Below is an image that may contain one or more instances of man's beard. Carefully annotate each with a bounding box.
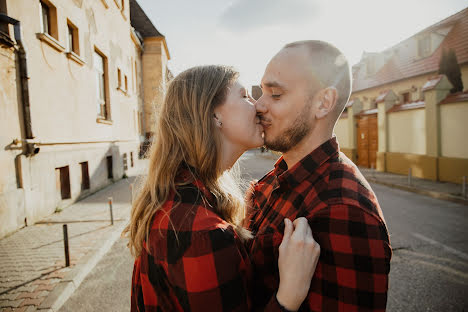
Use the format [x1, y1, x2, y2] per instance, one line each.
[264, 103, 313, 153]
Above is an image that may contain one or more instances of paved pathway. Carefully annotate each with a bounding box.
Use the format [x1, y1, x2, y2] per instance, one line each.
[0, 169, 144, 311]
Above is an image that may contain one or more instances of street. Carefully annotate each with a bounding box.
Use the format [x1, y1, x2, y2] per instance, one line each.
[60, 151, 468, 311]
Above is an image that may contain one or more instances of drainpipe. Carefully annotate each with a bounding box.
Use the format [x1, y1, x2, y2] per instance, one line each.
[0, 13, 38, 156]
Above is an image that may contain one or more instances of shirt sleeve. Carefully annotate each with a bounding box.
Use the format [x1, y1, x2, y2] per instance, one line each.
[306, 204, 392, 312]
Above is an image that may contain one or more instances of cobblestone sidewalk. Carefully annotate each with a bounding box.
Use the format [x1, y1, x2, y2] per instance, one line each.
[0, 173, 145, 311]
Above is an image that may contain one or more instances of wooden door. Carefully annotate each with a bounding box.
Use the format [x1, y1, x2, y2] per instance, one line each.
[368, 117, 378, 169]
[356, 116, 378, 168]
[357, 117, 369, 167]
[56, 166, 71, 200]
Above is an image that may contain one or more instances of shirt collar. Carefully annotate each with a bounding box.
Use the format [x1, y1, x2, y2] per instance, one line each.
[273, 137, 340, 189]
[176, 163, 215, 204]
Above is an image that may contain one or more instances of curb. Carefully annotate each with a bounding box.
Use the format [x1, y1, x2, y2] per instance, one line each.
[365, 177, 468, 206]
[36, 221, 127, 311]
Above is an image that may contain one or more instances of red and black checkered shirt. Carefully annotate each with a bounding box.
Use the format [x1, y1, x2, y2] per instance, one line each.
[246, 137, 392, 311]
[131, 167, 284, 312]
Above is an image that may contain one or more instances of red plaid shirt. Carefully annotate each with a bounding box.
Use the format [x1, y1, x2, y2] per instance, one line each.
[131, 167, 284, 312]
[246, 137, 392, 311]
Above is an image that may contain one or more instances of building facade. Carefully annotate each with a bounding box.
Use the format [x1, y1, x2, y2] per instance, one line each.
[335, 7, 468, 184]
[0, 0, 170, 238]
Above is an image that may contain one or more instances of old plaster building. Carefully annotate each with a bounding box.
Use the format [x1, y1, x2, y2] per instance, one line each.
[335, 7, 468, 184]
[0, 0, 170, 238]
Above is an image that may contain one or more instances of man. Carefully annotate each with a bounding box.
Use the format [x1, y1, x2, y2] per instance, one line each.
[247, 40, 392, 311]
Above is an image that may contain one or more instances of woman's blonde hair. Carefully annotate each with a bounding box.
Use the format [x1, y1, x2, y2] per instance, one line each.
[124, 65, 251, 258]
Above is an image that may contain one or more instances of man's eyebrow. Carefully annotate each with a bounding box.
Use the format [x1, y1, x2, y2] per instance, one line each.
[261, 81, 285, 89]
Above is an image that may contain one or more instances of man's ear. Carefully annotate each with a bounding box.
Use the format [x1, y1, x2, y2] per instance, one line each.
[315, 87, 338, 119]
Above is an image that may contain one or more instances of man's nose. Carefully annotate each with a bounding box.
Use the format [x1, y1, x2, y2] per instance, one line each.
[255, 94, 267, 114]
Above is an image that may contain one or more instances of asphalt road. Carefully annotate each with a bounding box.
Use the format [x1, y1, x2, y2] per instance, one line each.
[60, 151, 468, 311]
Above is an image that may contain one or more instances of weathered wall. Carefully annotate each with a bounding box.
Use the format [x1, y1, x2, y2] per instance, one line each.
[0, 44, 26, 237]
[0, 0, 155, 238]
[334, 117, 350, 149]
[387, 109, 426, 155]
[440, 102, 468, 158]
[142, 38, 168, 136]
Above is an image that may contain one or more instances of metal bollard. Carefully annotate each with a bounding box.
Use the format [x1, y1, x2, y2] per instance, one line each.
[108, 197, 114, 225]
[408, 168, 412, 186]
[463, 176, 467, 199]
[63, 224, 70, 267]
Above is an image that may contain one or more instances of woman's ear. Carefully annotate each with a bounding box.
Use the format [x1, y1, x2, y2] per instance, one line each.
[315, 87, 338, 119]
[213, 113, 223, 127]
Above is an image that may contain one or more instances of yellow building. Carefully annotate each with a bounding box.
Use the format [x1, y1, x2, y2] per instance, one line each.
[335, 7, 468, 184]
[0, 0, 170, 238]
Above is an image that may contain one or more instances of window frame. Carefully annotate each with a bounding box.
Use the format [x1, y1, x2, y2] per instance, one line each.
[66, 19, 80, 55]
[94, 47, 111, 122]
[402, 92, 410, 103]
[418, 35, 431, 58]
[0, 0, 9, 35]
[39, 0, 58, 40]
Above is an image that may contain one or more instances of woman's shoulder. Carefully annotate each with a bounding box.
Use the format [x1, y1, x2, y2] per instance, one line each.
[151, 183, 229, 235]
[147, 184, 238, 260]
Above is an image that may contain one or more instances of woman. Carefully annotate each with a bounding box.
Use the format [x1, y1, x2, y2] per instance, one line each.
[124, 65, 320, 311]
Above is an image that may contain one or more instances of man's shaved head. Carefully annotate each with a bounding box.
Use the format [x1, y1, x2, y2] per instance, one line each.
[282, 40, 351, 117]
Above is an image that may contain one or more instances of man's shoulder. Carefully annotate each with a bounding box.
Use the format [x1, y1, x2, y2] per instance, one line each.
[321, 152, 383, 218]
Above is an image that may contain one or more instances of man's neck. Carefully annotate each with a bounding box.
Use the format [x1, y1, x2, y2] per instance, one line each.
[282, 129, 333, 169]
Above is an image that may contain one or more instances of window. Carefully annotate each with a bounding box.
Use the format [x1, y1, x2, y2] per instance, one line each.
[130, 152, 134, 167]
[366, 59, 375, 76]
[80, 162, 90, 190]
[418, 36, 431, 57]
[402, 92, 410, 103]
[138, 112, 143, 135]
[134, 60, 137, 92]
[67, 21, 79, 55]
[41, 1, 50, 35]
[117, 68, 122, 89]
[39, 0, 58, 40]
[107, 156, 113, 179]
[55, 166, 71, 200]
[123, 153, 128, 171]
[94, 49, 110, 120]
[0, 0, 8, 34]
[124, 75, 128, 92]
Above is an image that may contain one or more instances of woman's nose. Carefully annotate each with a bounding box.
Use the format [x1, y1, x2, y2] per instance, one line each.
[255, 95, 267, 113]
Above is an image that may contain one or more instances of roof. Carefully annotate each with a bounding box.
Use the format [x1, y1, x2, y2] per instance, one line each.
[130, 0, 164, 38]
[422, 75, 444, 91]
[353, 7, 468, 93]
[387, 100, 426, 113]
[440, 90, 468, 104]
[357, 108, 378, 117]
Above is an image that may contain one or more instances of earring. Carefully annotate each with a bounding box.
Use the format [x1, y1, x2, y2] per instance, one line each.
[217, 120, 223, 127]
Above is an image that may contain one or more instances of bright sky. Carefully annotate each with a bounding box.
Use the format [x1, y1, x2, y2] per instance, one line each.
[137, 0, 467, 88]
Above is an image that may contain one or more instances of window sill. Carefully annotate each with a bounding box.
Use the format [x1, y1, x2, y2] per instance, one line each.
[96, 117, 113, 125]
[36, 33, 65, 52]
[100, 0, 109, 8]
[66, 51, 85, 66]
